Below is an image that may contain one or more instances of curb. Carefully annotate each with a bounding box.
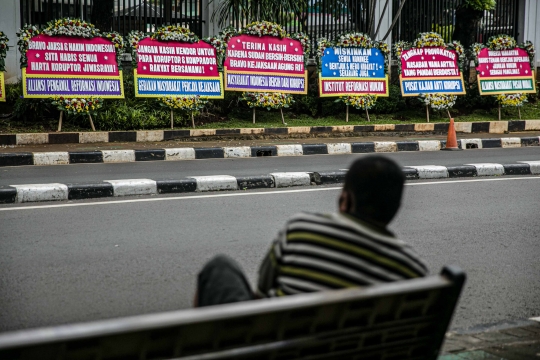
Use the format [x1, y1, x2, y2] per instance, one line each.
[2, 120, 540, 147]
[1, 161, 539, 204]
[1, 136, 539, 168]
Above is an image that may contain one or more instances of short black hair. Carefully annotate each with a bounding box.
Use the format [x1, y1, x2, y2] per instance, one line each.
[343, 156, 405, 224]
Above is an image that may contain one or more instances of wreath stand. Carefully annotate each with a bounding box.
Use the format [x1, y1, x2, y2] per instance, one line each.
[170, 109, 174, 129]
[346, 105, 349, 122]
[88, 113, 96, 131]
[498, 104, 501, 121]
[57, 111, 96, 132]
[365, 108, 370, 122]
[279, 108, 286, 125]
[191, 112, 195, 128]
[425, 105, 430, 123]
[251, 107, 286, 125]
[57, 111, 63, 132]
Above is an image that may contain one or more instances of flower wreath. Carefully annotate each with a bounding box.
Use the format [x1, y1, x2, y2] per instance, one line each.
[240, 92, 294, 111]
[419, 94, 457, 110]
[17, 19, 125, 129]
[160, 95, 208, 112]
[0, 31, 9, 72]
[471, 35, 535, 107]
[317, 33, 390, 112]
[496, 93, 528, 107]
[128, 26, 223, 115]
[234, 22, 309, 111]
[17, 19, 125, 69]
[393, 32, 466, 74]
[472, 35, 535, 68]
[338, 95, 377, 111]
[127, 25, 199, 66]
[235, 22, 311, 62]
[317, 32, 390, 73]
[51, 96, 103, 115]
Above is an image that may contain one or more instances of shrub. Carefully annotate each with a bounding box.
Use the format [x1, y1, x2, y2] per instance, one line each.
[372, 85, 406, 114]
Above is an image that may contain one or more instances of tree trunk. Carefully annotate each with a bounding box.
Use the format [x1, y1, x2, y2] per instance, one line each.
[91, 0, 113, 32]
[452, 5, 484, 85]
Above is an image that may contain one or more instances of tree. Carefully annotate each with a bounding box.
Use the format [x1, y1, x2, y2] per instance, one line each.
[91, 0, 114, 32]
[453, 0, 495, 48]
[452, 0, 496, 84]
[211, 0, 308, 28]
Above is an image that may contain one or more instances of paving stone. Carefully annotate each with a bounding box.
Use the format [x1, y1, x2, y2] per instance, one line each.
[520, 324, 540, 336]
[473, 331, 519, 343]
[442, 339, 467, 353]
[501, 327, 540, 339]
[463, 350, 510, 359]
[484, 342, 540, 360]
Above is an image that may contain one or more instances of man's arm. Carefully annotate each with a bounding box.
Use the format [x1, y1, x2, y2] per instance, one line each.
[256, 228, 286, 297]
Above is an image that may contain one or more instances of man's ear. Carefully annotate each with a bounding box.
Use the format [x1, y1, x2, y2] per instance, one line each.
[339, 190, 352, 213]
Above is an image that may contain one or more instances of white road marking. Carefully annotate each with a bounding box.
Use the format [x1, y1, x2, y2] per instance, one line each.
[1, 176, 539, 212]
[530, 316, 540, 322]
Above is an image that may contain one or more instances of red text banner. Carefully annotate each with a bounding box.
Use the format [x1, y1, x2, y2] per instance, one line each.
[476, 48, 536, 95]
[399, 47, 465, 96]
[23, 34, 123, 98]
[133, 37, 223, 98]
[224, 34, 307, 93]
[136, 38, 219, 77]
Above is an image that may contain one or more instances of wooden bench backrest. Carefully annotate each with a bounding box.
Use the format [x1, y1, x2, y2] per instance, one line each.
[0, 266, 465, 360]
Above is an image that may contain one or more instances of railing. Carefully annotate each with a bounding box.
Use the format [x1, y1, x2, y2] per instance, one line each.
[392, 0, 520, 44]
[19, 0, 205, 37]
[219, 0, 370, 45]
[20, 0, 521, 57]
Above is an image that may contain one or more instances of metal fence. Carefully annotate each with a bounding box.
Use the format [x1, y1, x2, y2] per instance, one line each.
[19, 0, 204, 37]
[219, 0, 368, 44]
[20, 0, 521, 56]
[392, 0, 520, 44]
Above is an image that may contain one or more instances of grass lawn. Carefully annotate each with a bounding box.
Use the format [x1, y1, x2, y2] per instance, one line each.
[1, 97, 539, 133]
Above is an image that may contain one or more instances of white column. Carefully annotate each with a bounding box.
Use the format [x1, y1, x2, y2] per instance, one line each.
[201, 0, 222, 37]
[523, 0, 540, 68]
[1, 0, 22, 83]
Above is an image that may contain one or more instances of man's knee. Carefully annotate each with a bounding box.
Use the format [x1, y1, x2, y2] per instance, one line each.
[197, 254, 253, 307]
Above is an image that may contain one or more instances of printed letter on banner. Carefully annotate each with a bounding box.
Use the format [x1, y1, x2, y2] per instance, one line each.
[319, 47, 388, 97]
[134, 38, 223, 98]
[224, 35, 308, 94]
[23, 34, 124, 98]
[476, 48, 537, 95]
[399, 47, 465, 96]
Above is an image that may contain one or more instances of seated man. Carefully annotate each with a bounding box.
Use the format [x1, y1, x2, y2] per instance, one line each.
[195, 156, 428, 307]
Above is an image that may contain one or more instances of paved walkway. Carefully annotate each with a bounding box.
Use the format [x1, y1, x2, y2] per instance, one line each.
[440, 321, 540, 359]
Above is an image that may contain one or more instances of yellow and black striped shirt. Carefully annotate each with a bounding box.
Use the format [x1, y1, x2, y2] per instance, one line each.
[257, 212, 428, 297]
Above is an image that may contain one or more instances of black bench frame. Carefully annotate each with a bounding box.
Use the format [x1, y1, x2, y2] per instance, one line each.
[0, 266, 465, 360]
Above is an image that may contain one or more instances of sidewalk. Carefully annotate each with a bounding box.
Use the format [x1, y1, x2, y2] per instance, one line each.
[440, 321, 540, 359]
[1, 131, 540, 154]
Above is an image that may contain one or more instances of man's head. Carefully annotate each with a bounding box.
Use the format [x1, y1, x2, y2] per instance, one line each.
[339, 156, 405, 227]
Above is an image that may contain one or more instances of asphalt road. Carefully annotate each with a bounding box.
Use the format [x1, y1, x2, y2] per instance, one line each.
[1, 147, 539, 186]
[1, 176, 539, 333]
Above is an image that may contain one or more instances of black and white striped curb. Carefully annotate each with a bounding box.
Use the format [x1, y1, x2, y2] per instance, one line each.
[1, 161, 538, 204]
[1, 136, 539, 167]
[1, 120, 540, 146]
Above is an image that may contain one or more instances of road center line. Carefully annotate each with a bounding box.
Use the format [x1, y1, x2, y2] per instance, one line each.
[1, 176, 539, 212]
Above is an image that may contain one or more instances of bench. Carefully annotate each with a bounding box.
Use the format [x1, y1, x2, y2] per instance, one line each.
[0, 266, 465, 360]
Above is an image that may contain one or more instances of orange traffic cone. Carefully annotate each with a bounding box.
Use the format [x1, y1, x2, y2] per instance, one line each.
[442, 118, 461, 151]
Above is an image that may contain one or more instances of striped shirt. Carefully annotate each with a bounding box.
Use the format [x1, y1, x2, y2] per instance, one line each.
[257, 212, 428, 297]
